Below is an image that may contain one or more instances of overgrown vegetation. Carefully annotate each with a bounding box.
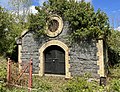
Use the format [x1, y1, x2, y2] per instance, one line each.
[0, 56, 120, 92]
[0, 57, 7, 92]
[28, 0, 120, 66]
[0, 0, 120, 91]
[0, 6, 24, 57]
[0, 0, 119, 65]
[107, 30, 120, 66]
[29, 0, 110, 40]
[0, 2, 30, 59]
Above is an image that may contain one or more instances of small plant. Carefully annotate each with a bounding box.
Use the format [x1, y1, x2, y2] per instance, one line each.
[110, 79, 120, 92]
[0, 82, 6, 92]
[0, 56, 7, 92]
[63, 77, 94, 92]
[32, 76, 52, 92]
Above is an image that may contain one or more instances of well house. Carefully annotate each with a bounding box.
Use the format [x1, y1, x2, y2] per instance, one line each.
[17, 14, 108, 79]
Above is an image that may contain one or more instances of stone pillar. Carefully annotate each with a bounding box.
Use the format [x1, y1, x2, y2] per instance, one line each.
[65, 50, 71, 79]
[97, 39, 107, 85]
[97, 39, 105, 77]
[18, 45, 22, 71]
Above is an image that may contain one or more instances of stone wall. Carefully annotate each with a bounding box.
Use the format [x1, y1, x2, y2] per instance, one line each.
[21, 32, 40, 73]
[20, 22, 100, 78]
[69, 40, 99, 78]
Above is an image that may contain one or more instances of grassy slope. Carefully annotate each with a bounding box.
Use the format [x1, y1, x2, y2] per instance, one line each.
[0, 56, 120, 92]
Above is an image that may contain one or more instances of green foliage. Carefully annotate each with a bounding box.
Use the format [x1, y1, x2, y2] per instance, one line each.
[108, 30, 120, 54]
[29, 0, 110, 40]
[0, 6, 24, 57]
[0, 56, 7, 92]
[63, 77, 93, 92]
[108, 63, 120, 78]
[33, 80, 52, 91]
[109, 79, 120, 92]
[63, 76, 106, 92]
[107, 30, 120, 66]
[0, 56, 28, 92]
[63, 77, 120, 92]
[28, 7, 48, 37]
[6, 87, 27, 92]
[32, 76, 52, 92]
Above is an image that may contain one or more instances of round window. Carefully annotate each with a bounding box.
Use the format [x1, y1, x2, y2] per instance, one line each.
[48, 20, 59, 32]
[46, 15, 63, 37]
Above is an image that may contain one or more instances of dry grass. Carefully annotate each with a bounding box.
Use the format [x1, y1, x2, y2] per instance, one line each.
[32, 75, 68, 92]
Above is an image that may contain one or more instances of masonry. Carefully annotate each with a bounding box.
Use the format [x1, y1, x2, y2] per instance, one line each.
[17, 15, 108, 79]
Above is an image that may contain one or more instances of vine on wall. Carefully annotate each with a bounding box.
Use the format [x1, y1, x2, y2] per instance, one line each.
[29, 0, 111, 40]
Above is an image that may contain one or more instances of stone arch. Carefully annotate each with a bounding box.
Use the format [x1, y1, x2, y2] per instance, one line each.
[39, 40, 71, 78]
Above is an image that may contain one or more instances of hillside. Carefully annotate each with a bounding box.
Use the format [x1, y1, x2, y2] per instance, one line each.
[0, 56, 120, 92]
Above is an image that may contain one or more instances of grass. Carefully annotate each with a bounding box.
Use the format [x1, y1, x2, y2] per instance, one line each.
[0, 56, 120, 92]
[108, 64, 120, 78]
[32, 76, 67, 92]
[0, 56, 7, 92]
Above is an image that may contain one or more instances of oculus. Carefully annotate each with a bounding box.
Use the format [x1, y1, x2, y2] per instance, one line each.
[46, 15, 63, 37]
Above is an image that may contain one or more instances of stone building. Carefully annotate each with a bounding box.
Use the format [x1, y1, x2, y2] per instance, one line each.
[17, 15, 108, 79]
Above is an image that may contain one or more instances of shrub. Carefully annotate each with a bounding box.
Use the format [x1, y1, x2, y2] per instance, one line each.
[107, 30, 120, 66]
[62, 76, 111, 92]
[32, 76, 52, 92]
[110, 79, 120, 92]
[63, 77, 94, 92]
[0, 56, 7, 92]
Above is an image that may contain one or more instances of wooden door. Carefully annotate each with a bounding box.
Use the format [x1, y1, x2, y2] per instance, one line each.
[44, 45, 65, 75]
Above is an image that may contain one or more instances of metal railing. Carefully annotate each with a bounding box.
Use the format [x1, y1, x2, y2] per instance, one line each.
[7, 58, 33, 92]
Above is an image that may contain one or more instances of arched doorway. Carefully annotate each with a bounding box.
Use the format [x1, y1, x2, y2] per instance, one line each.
[44, 45, 65, 75]
[39, 40, 71, 78]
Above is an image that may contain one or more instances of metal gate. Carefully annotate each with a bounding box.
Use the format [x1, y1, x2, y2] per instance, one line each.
[44, 45, 65, 75]
[7, 58, 32, 92]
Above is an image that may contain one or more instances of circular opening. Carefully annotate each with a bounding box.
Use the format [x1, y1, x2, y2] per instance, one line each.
[48, 19, 59, 32]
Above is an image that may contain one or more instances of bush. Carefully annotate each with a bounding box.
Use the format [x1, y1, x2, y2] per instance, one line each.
[63, 77, 96, 92]
[0, 82, 6, 92]
[0, 56, 7, 92]
[110, 79, 120, 92]
[107, 30, 120, 66]
[32, 76, 52, 92]
[62, 76, 112, 92]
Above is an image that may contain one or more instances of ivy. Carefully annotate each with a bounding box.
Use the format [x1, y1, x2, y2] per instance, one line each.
[29, 0, 111, 40]
[28, 7, 48, 37]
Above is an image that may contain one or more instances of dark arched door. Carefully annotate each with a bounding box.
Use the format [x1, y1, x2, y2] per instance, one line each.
[44, 45, 65, 75]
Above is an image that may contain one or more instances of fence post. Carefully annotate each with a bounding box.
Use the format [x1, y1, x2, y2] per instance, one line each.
[7, 58, 11, 83]
[28, 58, 33, 92]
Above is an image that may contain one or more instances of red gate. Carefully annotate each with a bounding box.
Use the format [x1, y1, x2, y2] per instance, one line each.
[7, 58, 33, 92]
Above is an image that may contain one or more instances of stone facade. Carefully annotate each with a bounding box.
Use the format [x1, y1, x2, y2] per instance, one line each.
[17, 16, 107, 78]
